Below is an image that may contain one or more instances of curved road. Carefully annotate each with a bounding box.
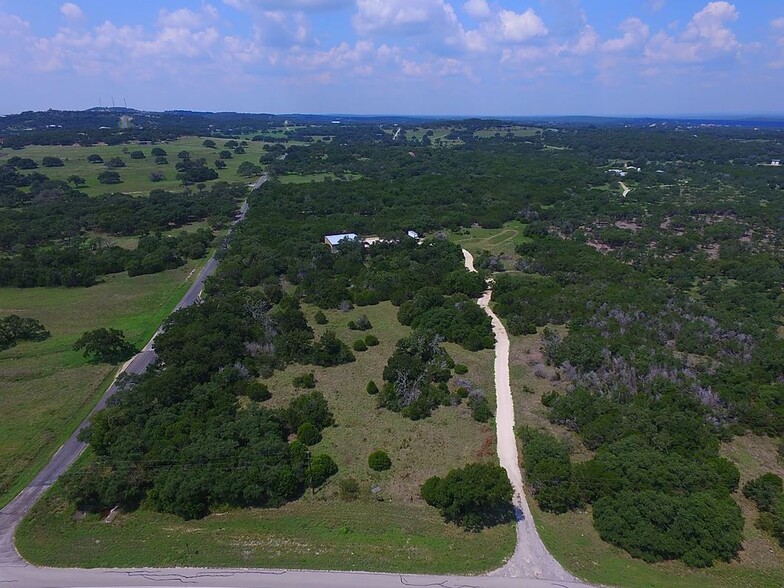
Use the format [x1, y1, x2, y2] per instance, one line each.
[0, 209, 592, 587]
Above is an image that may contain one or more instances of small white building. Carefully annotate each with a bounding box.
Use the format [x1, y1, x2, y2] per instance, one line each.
[407, 230, 420, 240]
[324, 233, 359, 251]
[772, 159, 781, 167]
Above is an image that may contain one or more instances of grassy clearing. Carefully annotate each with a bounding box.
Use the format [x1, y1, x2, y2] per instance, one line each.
[473, 126, 541, 139]
[0, 260, 204, 508]
[449, 220, 531, 269]
[505, 328, 784, 587]
[16, 299, 516, 571]
[7, 137, 271, 196]
[278, 172, 362, 184]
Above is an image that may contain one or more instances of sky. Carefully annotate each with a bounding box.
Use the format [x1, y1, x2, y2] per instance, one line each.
[0, 0, 782, 116]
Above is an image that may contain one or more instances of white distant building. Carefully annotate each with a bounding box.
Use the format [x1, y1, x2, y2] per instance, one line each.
[324, 233, 359, 250]
[407, 230, 420, 239]
[772, 159, 781, 166]
[608, 169, 628, 177]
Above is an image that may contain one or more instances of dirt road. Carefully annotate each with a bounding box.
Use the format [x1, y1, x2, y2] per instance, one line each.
[462, 249, 576, 582]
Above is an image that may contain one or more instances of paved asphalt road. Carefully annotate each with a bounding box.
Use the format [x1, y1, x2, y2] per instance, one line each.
[0, 177, 596, 587]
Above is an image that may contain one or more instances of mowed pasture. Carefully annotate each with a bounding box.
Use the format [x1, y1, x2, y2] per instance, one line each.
[16, 300, 517, 572]
[4, 136, 281, 196]
[0, 260, 204, 508]
[449, 220, 531, 269]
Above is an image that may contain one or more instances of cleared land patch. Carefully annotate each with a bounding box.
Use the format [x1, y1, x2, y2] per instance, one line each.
[16, 299, 516, 572]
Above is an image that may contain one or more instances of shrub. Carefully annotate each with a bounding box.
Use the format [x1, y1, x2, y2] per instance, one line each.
[311, 330, 355, 367]
[130, 150, 145, 159]
[87, 153, 103, 163]
[368, 450, 392, 471]
[421, 463, 513, 530]
[293, 372, 316, 389]
[42, 156, 64, 167]
[339, 477, 360, 501]
[314, 310, 328, 324]
[246, 381, 270, 402]
[366, 380, 379, 395]
[309, 454, 338, 488]
[353, 339, 368, 352]
[454, 363, 468, 375]
[297, 422, 322, 446]
[364, 334, 379, 346]
[743, 473, 783, 512]
[151, 147, 167, 157]
[348, 315, 372, 330]
[97, 170, 122, 185]
[469, 396, 493, 422]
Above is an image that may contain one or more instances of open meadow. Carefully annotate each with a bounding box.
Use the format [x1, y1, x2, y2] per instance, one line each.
[0, 260, 206, 508]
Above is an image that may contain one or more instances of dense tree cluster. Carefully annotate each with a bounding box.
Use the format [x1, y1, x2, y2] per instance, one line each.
[67, 292, 338, 519]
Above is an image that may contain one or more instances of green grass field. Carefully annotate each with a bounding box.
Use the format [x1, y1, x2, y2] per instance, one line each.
[278, 172, 362, 184]
[15, 299, 517, 572]
[5, 137, 272, 196]
[449, 220, 531, 270]
[0, 260, 205, 508]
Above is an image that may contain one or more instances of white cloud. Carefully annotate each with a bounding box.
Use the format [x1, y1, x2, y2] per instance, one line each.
[157, 6, 218, 30]
[463, 0, 491, 20]
[602, 17, 649, 53]
[771, 17, 784, 30]
[224, 0, 351, 11]
[645, 1, 740, 63]
[353, 0, 459, 37]
[60, 3, 84, 21]
[496, 9, 548, 43]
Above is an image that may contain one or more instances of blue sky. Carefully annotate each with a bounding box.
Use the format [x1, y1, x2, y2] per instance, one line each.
[0, 1, 782, 116]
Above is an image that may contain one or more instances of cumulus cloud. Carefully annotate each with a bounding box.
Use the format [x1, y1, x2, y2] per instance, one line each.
[353, 0, 459, 37]
[463, 0, 491, 20]
[60, 3, 84, 21]
[645, 1, 740, 63]
[496, 9, 548, 43]
[224, 0, 351, 11]
[158, 6, 218, 29]
[602, 17, 649, 53]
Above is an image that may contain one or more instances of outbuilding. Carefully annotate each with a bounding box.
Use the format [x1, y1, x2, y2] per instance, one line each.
[324, 233, 359, 251]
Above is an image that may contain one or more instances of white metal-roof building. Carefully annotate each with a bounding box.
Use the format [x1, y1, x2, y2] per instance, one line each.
[324, 233, 359, 250]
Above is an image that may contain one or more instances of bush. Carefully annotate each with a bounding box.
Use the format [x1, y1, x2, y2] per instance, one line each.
[348, 315, 372, 330]
[151, 147, 167, 157]
[454, 363, 468, 375]
[284, 391, 334, 432]
[339, 477, 360, 501]
[87, 153, 103, 163]
[364, 334, 379, 346]
[421, 463, 513, 530]
[130, 150, 145, 159]
[246, 381, 270, 402]
[743, 473, 783, 512]
[297, 422, 322, 445]
[42, 156, 64, 167]
[353, 339, 368, 352]
[314, 310, 328, 324]
[366, 380, 379, 395]
[97, 170, 122, 185]
[309, 454, 338, 488]
[368, 450, 392, 471]
[293, 372, 316, 389]
[468, 396, 493, 422]
[311, 330, 355, 367]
